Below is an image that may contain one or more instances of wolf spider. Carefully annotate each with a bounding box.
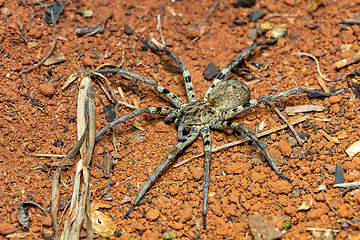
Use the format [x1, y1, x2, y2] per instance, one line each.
[96, 38, 346, 228]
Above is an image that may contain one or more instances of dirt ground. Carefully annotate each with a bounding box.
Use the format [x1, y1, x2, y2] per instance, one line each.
[1, 0, 360, 239]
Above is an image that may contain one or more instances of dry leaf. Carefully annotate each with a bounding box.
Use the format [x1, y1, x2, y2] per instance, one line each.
[298, 201, 311, 211]
[284, 105, 325, 115]
[318, 130, 340, 144]
[258, 119, 266, 131]
[27, 42, 39, 49]
[131, 96, 140, 108]
[44, 53, 65, 66]
[260, 22, 273, 32]
[83, 210, 117, 238]
[83, 203, 116, 238]
[346, 140, 360, 158]
[306, 0, 328, 12]
[265, 24, 287, 38]
[133, 122, 144, 131]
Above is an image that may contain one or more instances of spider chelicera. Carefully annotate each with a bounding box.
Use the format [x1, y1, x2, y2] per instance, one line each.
[96, 38, 346, 228]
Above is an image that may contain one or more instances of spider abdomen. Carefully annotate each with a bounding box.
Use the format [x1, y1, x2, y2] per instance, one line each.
[207, 80, 250, 112]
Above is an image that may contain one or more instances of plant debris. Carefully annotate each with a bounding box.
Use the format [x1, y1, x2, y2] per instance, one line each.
[284, 105, 325, 115]
[248, 215, 284, 240]
[318, 130, 340, 144]
[334, 50, 360, 69]
[306, 0, 328, 12]
[83, 203, 116, 238]
[346, 69, 360, 98]
[75, 13, 112, 36]
[16, 201, 47, 231]
[44, 0, 64, 24]
[19, 11, 57, 75]
[44, 53, 65, 66]
[335, 163, 345, 185]
[346, 140, 360, 158]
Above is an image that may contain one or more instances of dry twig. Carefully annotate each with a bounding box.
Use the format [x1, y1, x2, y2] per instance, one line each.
[19, 11, 57, 75]
[157, 15, 166, 47]
[334, 181, 360, 188]
[173, 116, 309, 167]
[265, 101, 305, 145]
[340, 18, 360, 25]
[191, 2, 219, 42]
[334, 50, 360, 69]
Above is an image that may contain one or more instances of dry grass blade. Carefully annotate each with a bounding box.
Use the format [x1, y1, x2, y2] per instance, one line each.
[265, 100, 305, 145]
[51, 123, 88, 240]
[64, 73, 96, 240]
[50, 70, 97, 240]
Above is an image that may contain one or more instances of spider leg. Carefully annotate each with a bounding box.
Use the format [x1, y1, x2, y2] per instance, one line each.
[200, 127, 211, 229]
[204, 35, 285, 100]
[95, 107, 175, 141]
[175, 121, 187, 141]
[146, 39, 197, 103]
[213, 121, 291, 182]
[97, 68, 183, 108]
[223, 87, 347, 120]
[125, 128, 200, 218]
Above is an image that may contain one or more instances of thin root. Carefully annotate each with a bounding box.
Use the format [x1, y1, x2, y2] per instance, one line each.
[292, 52, 342, 82]
[19, 11, 57, 75]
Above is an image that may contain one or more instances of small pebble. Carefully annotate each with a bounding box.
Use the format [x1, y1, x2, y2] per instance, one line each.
[172, 222, 184, 230]
[42, 215, 52, 227]
[146, 208, 160, 221]
[0, 221, 17, 235]
[83, 56, 94, 66]
[191, 167, 203, 181]
[337, 204, 355, 218]
[328, 95, 341, 104]
[179, 203, 192, 223]
[39, 83, 55, 97]
[26, 143, 36, 151]
[249, 9, 265, 22]
[275, 220, 283, 230]
[277, 140, 292, 155]
[203, 62, 219, 80]
[169, 184, 180, 196]
[233, 0, 256, 8]
[124, 26, 134, 35]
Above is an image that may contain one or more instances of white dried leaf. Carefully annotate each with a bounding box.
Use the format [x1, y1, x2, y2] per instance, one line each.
[346, 140, 360, 158]
[258, 120, 266, 131]
[83, 209, 117, 238]
[298, 201, 311, 211]
[285, 105, 325, 115]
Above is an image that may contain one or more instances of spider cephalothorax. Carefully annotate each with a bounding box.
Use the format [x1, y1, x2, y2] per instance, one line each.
[96, 38, 347, 229]
[172, 80, 251, 138]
